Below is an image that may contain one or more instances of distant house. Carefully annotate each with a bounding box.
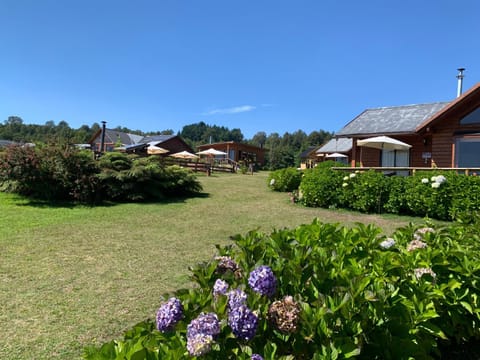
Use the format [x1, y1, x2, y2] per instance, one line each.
[197, 141, 267, 166]
[299, 146, 322, 169]
[89, 128, 143, 152]
[0, 140, 17, 148]
[315, 138, 352, 165]
[335, 82, 480, 168]
[89, 130, 193, 155]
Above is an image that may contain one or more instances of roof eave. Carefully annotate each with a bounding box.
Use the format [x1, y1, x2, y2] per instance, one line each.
[416, 82, 480, 132]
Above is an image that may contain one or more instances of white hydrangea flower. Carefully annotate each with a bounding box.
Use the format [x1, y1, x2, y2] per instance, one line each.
[435, 175, 446, 184]
[431, 176, 437, 182]
[342, 183, 348, 187]
[421, 178, 429, 184]
[343, 176, 349, 181]
[349, 173, 356, 178]
[431, 182, 440, 189]
[380, 238, 395, 249]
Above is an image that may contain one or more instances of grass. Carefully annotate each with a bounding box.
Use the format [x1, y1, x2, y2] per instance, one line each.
[0, 171, 427, 359]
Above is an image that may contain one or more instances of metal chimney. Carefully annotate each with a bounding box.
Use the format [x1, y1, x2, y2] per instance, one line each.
[456, 68, 465, 97]
[100, 121, 107, 153]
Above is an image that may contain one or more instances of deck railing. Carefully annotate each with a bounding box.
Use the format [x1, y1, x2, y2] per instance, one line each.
[331, 167, 480, 176]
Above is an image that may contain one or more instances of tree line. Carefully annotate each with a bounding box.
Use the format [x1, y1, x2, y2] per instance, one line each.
[0, 116, 333, 169]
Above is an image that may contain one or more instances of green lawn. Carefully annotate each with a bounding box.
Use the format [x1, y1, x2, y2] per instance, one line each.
[0, 171, 424, 359]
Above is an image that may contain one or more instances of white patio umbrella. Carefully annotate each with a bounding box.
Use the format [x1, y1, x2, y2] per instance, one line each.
[170, 150, 198, 159]
[325, 152, 348, 158]
[147, 145, 169, 155]
[196, 148, 227, 156]
[357, 136, 412, 151]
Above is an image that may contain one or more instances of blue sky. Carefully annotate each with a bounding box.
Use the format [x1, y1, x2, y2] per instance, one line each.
[1, 0, 479, 139]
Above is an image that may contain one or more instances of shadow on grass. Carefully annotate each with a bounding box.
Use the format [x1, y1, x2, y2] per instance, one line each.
[9, 191, 211, 209]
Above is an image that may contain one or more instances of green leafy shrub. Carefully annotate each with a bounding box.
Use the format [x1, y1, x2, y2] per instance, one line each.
[341, 170, 390, 213]
[0, 144, 99, 202]
[97, 154, 202, 202]
[298, 166, 344, 208]
[84, 220, 480, 359]
[267, 167, 303, 192]
[300, 169, 480, 221]
[0, 146, 202, 203]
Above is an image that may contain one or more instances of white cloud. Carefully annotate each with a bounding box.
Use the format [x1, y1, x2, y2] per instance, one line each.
[203, 105, 256, 115]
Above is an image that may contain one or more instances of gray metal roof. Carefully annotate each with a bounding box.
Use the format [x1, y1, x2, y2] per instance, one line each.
[336, 102, 450, 136]
[0, 140, 17, 147]
[140, 135, 176, 143]
[299, 146, 320, 158]
[316, 138, 352, 153]
[104, 129, 142, 145]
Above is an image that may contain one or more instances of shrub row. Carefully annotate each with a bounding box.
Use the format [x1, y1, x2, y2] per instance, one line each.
[0, 145, 202, 203]
[298, 167, 480, 221]
[84, 219, 480, 359]
[267, 167, 303, 192]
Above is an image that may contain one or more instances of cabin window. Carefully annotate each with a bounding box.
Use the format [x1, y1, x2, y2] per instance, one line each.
[381, 150, 409, 167]
[455, 137, 480, 167]
[460, 107, 480, 125]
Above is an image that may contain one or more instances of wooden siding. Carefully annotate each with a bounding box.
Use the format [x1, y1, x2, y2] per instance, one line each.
[427, 103, 480, 167]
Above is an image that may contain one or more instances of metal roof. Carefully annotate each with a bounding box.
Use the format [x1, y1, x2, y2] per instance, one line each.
[316, 138, 352, 153]
[336, 102, 450, 137]
[104, 129, 142, 145]
[139, 135, 176, 143]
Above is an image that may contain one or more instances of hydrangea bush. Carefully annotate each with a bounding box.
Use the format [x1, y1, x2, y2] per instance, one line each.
[84, 218, 480, 359]
[267, 167, 303, 192]
[300, 169, 480, 221]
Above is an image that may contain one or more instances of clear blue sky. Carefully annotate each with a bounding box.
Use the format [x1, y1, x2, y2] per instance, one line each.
[1, 0, 479, 139]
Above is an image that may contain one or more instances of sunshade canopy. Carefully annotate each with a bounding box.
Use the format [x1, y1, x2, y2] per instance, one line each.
[196, 148, 227, 156]
[357, 136, 412, 151]
[147, 145, 168, 155]
[170, 150, 198, 159]
[325, 152, 348, 158]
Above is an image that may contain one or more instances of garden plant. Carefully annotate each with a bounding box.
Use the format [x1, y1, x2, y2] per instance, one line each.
[84, 219, 480, 359]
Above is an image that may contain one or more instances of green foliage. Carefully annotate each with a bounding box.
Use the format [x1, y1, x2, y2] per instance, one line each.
[84, 220, 480, 359]
[0, 144, 100, 202]
[341, 170, 390, 213]
[300, 170, 480, 221]
[298, 166, 344, 208]
[0, 146, 202, 203]
[268, 167, 303, 192]
[97, 153, 203, 202]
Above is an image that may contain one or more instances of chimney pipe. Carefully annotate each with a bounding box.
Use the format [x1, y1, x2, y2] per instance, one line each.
[456, 68, 465, 97]
[100, 121, 107, 153]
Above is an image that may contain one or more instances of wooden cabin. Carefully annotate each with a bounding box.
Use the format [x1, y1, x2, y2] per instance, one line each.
[197, 141, 267, 166]
[335, 83, 480, 169]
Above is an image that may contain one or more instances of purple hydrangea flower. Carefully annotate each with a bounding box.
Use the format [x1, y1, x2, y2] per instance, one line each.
[187, 312, 221, 338]
[213, 279, 229, 298]
[227, 288, 248, 310]
[215, 256, 239, 273]
[251, 354, 264, 360]
[156, 297, 183, 332]
[228, 304, 258, 340]
[186, 333, 214, 357]
[248, 265, 277, 297]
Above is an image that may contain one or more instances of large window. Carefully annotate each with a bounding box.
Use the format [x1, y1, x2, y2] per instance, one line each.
[460, 108, 480, 125]
[455, 137, 480, 167]
[381, 150, 409, 167]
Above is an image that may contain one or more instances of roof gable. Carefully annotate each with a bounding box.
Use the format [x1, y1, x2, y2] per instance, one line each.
[336, 102, 449, 137]
[416, 82, 480, 132]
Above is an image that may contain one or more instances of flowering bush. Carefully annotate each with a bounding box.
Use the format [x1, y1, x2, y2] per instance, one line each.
[299, 169, 480, 221]
[267, 167, 303, 192]
[84, 219, 480, 359]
